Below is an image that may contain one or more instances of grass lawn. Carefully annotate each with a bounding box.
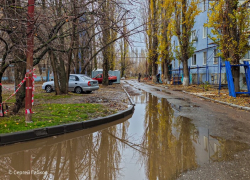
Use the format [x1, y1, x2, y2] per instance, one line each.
[0, 86, 117, 134]
[0, 103, 116, 134]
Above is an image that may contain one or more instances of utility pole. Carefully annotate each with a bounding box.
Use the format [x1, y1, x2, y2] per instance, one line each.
[25, 0, 35, 122]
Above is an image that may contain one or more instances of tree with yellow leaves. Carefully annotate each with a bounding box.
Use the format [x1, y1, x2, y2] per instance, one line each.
[206, 0, 250, 91]
[147, 0, 160, 82]
[172, 0, 201, 86]
[158, 0, 175, 83]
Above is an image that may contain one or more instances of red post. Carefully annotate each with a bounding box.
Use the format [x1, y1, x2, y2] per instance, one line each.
[25, 0, 35, 122]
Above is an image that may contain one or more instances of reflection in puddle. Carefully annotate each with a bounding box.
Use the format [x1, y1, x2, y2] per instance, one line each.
[152, 88, 171, 95]
[164, 91, 171, 95]
[0, 92, 248, 180]
[132, 92, 248, 179]
[154, 88, 161, 91]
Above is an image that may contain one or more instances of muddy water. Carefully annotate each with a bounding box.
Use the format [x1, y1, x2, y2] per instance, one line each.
[0, 92, 248, 180]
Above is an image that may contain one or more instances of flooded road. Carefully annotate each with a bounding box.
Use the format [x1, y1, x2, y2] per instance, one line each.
[0, 82, 249, 180]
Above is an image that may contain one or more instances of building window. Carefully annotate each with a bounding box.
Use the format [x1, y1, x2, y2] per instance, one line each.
[191, 30, 197, 42]
[214, 49, 219, 64]
[202, 0, 206, 12]
[244, 50, 250, 59]
[203, 25, 207, 38]
[203, 51, 207, 65]
[192, 54, 197, 66]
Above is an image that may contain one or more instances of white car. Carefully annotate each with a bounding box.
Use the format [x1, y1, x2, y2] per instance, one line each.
[42, 74, 99, 94]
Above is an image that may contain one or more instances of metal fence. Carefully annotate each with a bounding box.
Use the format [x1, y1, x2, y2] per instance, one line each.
[170, 62, 250, 90]
[170, 64, 227, 87]
[2, 66, 50, 83]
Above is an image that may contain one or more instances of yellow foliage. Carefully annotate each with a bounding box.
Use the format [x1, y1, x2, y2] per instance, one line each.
[172, 0, 201, 62]
[206, 0, 250, 63]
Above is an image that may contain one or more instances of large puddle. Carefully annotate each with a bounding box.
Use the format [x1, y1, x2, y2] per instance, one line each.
[0, 92, 248, 180]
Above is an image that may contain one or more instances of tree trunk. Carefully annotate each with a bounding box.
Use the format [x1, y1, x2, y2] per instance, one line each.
[38, 64, 43, 82]
[0, 74, 3, 116]
[102, 48, 110, 86]
[121, 65, 125, 78]
[152, 61, 157, 82]
[4, 0, 27, 114]
[229, 0, 240, 92]
[57, 0, 68, 94]
[74, 20, 80, 74]
[91, 2, 97, 70]
[45, 58, 50, 81]
[120, 40, 126, 77]
[80, 47, 85, 74]
[163, 62, 169, 83]
[166, 67, 169, 82]
[58, 57, 68, 94]
[183, 59, 189, 86]
[49, 51, 61, 95]
[232, 66, 240, 92]
[0, 79, 2, 105]
[100, 0, 111, 86]
[13, 60, 26, 114]
[151, 0, 158, 82]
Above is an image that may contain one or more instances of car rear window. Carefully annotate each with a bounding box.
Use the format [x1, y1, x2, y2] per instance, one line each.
[80, 75, 92, 80]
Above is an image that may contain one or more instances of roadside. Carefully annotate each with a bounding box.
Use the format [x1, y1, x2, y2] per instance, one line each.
[0, 83, 130, 134]
[142, 80, 250, 109]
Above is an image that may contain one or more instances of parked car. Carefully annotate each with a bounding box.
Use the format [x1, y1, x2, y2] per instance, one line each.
[42, 74, 99, 94]
[92, 74, 117, 85]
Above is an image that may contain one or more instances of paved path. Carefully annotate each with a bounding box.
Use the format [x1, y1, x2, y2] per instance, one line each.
[125, 80, 250, 180]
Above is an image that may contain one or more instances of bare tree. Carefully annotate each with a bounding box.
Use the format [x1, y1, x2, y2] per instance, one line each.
[0, 0, 143, 114]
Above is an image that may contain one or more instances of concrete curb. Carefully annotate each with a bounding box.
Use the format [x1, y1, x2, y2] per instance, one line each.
[0, 105, 134, 146]
[0, 86, 135, 146]
[182, 91, 250, 111]
[122, 84, 135, 105]
[0, 116, 132, 155]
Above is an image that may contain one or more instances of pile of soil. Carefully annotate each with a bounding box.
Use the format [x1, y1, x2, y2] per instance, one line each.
[39, 83, 131, 112]
[1, 83, 131, 117]
[80, 84, 130, 111]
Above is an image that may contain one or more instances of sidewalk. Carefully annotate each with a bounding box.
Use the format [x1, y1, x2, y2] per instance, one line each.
[143, 80, 250, 111]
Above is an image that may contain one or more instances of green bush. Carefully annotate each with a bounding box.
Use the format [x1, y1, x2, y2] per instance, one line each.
[201, 81, 210, 91]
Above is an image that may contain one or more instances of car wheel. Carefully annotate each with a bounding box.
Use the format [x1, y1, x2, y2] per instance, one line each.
[75, 87, 82, 94]
[86, 91, 92, 94]
[45, 85, 52, 93]
[108, 81, 113, 85]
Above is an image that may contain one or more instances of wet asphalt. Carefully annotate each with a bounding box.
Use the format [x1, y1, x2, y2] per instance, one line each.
[124, 80, 250, 180]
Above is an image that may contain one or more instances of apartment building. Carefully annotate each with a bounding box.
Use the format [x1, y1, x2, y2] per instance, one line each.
[171, 0, 250, 89]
